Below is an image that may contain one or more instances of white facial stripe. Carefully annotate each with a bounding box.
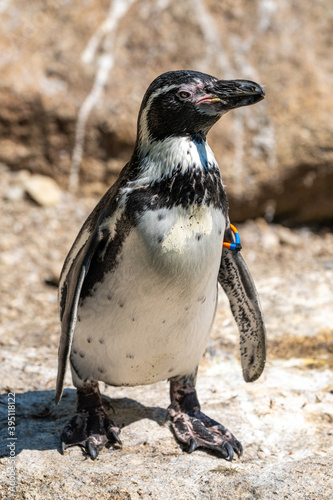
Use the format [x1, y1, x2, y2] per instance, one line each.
[139, 84, 179, 147]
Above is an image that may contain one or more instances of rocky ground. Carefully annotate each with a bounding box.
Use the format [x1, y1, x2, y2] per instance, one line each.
[0, 163, 332, 499]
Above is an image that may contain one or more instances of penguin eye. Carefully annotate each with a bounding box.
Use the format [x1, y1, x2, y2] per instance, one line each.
[178, 90, 192, 100]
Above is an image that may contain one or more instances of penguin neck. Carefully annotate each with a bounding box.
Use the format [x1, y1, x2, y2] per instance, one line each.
[132, 132, 219, 185]
[119, 133, 226, 213]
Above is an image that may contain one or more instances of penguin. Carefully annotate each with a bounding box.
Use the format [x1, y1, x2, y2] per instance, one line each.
[55, 70, 266, 461]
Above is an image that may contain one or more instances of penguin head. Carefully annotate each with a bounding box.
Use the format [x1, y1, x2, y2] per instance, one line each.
[137, 70, 265, 144]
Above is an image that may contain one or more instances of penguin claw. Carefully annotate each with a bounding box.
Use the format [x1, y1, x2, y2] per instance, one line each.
[187, 438, 197, 454]
[224, 441, 234, 462]
[107, 428, 122, 446]
[87, 437, 98, 460]
[60, 408, 121, 459]
[168, 407, 242, 461]
[61, 440, 66, 455]
[236, 441, 243, 458]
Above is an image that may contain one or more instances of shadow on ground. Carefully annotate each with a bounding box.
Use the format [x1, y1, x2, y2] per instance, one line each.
[0, 389, 167, 457]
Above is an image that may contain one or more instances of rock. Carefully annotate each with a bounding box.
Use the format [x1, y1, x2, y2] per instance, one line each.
[81, 181, 108, 199]
[260, 226, 280, 252]
[0, 2, 332, 223]
[4, 185, 25, 202]
[275, 225, 301, 247]
[24, 175, 62, 207]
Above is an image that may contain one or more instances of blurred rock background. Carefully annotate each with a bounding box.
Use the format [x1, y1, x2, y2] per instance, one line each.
[1, 0, 332, 223]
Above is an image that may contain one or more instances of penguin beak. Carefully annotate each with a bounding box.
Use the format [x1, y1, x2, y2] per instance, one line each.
[196, 79, 265, 113]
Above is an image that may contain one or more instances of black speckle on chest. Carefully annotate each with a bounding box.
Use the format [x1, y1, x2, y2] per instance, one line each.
[129, 166, 227, 214]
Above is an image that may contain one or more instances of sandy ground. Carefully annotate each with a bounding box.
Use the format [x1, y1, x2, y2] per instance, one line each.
[0, 163, 332, 499]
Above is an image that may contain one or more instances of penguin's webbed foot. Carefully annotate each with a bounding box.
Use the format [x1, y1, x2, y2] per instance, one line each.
[61, 407, 121, 459]
[168, 406, 242, 461]
[61, 383, 121, 459]
[168, 379, 242, 461]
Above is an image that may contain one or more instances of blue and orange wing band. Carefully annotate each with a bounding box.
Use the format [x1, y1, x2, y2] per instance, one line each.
[223, 223, 242, 251]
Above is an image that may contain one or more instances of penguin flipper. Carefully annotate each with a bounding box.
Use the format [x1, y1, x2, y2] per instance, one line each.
[55, 168, 132, 405]
[218, 231, 266, 382]
[55, 227, 102, 405]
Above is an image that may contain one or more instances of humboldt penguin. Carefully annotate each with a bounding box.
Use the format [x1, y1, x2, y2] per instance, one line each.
[55, 70, 266, 461]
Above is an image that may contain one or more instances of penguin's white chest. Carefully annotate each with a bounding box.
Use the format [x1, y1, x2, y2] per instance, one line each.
[159, 204, 213, 254]
[70, 204, 225, 387]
